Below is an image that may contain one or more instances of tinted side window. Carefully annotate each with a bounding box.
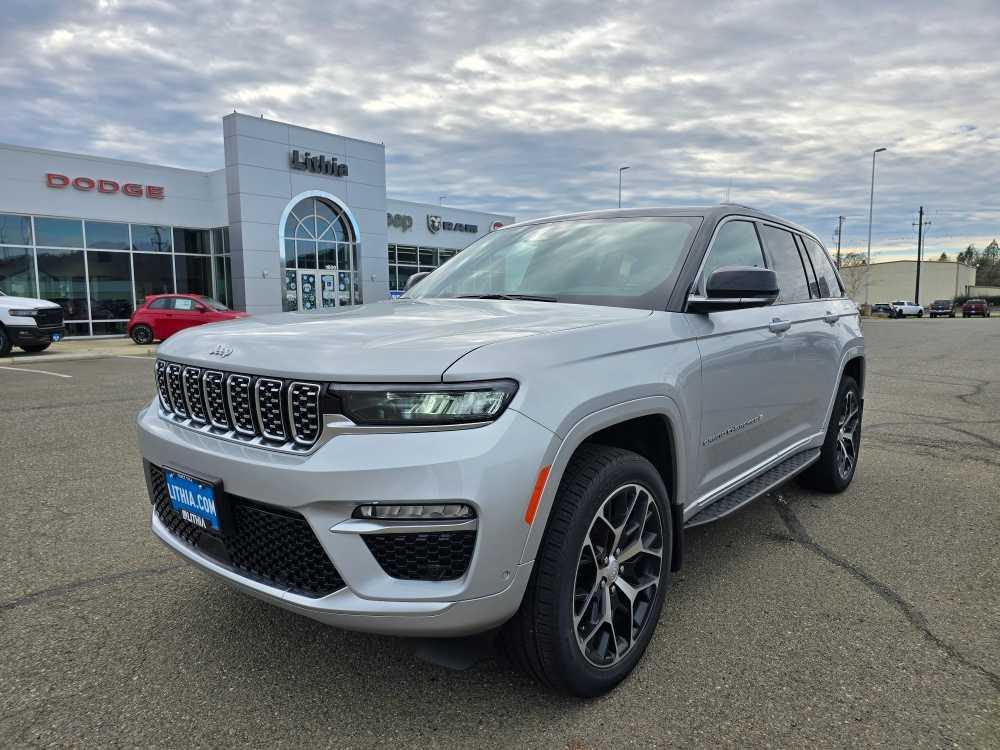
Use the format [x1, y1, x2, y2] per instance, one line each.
[701, 220, 765, 290]
[760, 226, 811, 303]
[148, 298, 172, 310]
[802, 237, 843, 298]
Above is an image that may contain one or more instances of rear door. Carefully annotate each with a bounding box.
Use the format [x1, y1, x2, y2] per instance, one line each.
[759, 224, 840, 444]
[688, 218, 803, 503]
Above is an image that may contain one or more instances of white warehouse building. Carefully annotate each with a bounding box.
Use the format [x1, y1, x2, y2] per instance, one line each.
[0, 114, 514, 336]
[838, 260, 977, 307]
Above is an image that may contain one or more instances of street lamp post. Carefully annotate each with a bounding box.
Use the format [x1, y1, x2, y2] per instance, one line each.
[618, 166, 630, 208]
[864, 147, 887, 309]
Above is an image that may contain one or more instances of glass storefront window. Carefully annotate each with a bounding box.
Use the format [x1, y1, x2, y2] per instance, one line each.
[133, 252, 174, 302]
[85, 221, 130, 250]
[213, 255, 232, 307]
[317, 241, 337, 269]
[396, 246, 417, 264]
[388, 244, 464, 293]
[132, 225, 172, 252]
[212, 227, 230, 254]
[174, 228, 210, 254]
[92, 321, 128, 335]
[296, 240, 317, 269]
[37, 247, 88, 320]
[87, 250, 134, 318]
[175, 254, 211, 296]
[35, 217, 83, 248]
[419, 248, 437, 267]
[0, 246, 36, 298]
[0, 214, 32, 245]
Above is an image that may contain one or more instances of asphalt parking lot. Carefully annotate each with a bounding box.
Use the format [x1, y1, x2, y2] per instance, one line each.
[1, 319, 998, 748]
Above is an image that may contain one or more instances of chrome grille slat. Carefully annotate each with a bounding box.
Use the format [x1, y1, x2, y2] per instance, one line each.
[155, 360, 172, 412]
[182, 366, 207, 423]
[227, 374, 256, 435]
[166, 364, 187, 417]
[288, 382, 322, 445]
[202, 370, 230, 429]
[255, 378, 287, 442]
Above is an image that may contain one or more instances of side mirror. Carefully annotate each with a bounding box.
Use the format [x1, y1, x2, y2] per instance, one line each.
[687, 266, 779, 313]
[196, 305, 209, 313]
[404, 271, 430, 292]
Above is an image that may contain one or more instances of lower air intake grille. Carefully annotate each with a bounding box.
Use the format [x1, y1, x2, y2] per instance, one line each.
[363, 531, 476, 581]
[148, 464, 345, 598]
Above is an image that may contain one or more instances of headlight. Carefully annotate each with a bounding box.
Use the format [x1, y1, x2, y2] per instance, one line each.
[333, 380, 518, 426]
[9, 309, 37, 317]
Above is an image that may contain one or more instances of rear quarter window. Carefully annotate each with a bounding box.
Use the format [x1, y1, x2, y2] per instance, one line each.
[801, 237, 843, 298]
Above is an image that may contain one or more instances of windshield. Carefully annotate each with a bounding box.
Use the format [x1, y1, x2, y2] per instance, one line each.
[408, 217, 702, 310]
[198, 296, 229, 311]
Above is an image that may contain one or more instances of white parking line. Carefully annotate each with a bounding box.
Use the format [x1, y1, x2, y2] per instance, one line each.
[115, 355, 154, 360]
[0, 365, 73, 378]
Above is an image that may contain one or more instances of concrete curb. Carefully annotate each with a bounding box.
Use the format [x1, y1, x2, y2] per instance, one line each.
[2, 348, 157, 365]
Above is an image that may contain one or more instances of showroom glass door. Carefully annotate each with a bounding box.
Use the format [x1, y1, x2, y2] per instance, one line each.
[290, 269, 353, 312]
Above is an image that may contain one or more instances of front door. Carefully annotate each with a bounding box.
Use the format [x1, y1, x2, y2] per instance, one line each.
[688, 218, 802, 504]
[284, 270, 355, 312]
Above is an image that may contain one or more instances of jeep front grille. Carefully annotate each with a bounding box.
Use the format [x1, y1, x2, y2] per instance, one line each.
[154, 359, 325, 452]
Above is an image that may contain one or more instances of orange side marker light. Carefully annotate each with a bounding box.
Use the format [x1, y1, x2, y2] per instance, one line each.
[524, 465, 551, 525]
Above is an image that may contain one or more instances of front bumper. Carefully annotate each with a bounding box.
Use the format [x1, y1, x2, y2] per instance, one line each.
[137, 402, 557, 636]
[7, 323, 64, 345]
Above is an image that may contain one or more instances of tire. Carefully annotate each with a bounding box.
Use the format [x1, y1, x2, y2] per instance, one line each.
[131, 324, 154, 345]
[501, 444, 672, 697]
[0, 325, 11, 356]
[917, 310, 923, 317]
[19, 342, 50, 353]
[799, 375, 862, 493]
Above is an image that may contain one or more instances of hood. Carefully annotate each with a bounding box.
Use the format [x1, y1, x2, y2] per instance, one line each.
[0, 295, 61, 309]
[157, 298, 651, 381]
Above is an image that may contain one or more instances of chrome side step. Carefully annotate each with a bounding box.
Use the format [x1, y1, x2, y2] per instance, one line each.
[684, 448, 821, 528]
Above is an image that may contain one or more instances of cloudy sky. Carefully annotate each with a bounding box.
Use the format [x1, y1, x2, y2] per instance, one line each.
[2, 0, 998, 259]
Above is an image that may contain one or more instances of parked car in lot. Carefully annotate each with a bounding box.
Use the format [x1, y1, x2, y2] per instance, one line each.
[928, 299, 955, 318]
[961, 298, 991, 318]
[127, 294, 248, 344]
[871, 302, 893, 316]
[137, 206, 865, 696]
[0, 288, 65, 355]
[890, 300, 923, 318]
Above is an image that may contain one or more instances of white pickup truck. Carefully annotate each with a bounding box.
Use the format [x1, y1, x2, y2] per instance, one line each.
[0, 289, 66, 354]
[889, 300, 924, 318]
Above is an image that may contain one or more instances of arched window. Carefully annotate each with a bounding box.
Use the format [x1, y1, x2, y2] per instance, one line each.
[280, 196, 360, 311]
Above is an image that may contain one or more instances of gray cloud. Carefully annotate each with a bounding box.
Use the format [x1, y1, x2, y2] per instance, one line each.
[1, 0, 998, 258]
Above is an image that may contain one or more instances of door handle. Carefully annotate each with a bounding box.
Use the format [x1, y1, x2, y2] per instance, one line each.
[768, 317, 791, 334]
[823, 310, 839, 325]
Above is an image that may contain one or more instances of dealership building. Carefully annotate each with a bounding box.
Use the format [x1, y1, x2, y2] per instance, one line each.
[0, 114, 513, 336]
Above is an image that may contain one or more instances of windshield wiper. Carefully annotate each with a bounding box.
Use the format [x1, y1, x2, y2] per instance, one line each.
[457, 293, 558, 302]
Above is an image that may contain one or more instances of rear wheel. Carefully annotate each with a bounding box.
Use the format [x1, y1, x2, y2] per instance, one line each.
[131, 324, 154, 345]
[800, 375, 862, 493]
[19, 342, 50, 353]
[501, 444, 671, 697]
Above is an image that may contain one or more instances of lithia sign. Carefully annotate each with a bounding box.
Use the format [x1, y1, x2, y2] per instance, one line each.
[289, 150, 348, 177]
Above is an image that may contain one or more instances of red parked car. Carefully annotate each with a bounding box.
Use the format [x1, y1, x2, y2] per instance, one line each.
[961, 299, 991, 318]
[128, 294, 248, 344]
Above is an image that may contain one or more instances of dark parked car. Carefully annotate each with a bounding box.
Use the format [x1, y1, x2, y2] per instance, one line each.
[871, 302, 892, 315]
[962, 299, 990, 318]
[928, 299, 955, 318]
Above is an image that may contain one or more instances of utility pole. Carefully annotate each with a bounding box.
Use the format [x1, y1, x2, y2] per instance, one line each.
[834, 216, 845, 268]
[913, 206, 931, 304]
[618, 166, 630, 208]
[865, 147, 887, 310]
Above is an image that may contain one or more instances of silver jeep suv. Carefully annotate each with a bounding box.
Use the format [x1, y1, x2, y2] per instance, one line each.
[137, 205, 864, 696]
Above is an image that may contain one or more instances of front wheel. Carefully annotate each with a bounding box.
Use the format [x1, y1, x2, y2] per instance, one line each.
[501, 444, 671, 697]
[917, 310, 923, 317]
[130, 324, 154, 345]
[800, 375, 862, 493]
[0, 326, 11, 356]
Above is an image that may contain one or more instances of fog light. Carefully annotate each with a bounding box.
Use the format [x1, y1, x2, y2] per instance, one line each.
[353, 503, 474, 520]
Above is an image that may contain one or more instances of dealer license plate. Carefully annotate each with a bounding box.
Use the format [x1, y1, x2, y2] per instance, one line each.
[165, 470, 220, 531]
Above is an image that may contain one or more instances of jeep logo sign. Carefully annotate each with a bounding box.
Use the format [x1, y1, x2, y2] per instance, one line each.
[387, 212, 413, 231]
[289, 150, 349, 177]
